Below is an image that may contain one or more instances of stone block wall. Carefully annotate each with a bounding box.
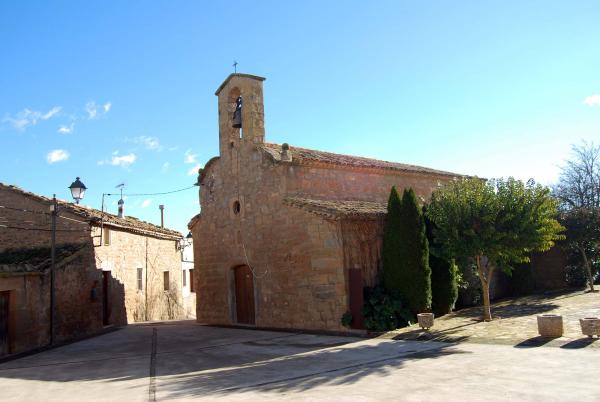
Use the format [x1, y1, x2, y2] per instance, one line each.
[0, 274, 49, 356]
[94, 227, 184, 323]
[0, 186, 91, 252]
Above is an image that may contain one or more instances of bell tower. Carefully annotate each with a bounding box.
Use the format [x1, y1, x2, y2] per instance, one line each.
[215, 73, 266, 156]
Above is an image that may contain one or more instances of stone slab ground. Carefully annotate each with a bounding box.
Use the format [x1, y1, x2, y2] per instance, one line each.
[0, 320, 599, 401]
[382, 289, 600, 348]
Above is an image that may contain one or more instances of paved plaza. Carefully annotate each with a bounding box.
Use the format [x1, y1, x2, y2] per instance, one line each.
[384, 289, 600, 348]
[1, 320, 599, 401]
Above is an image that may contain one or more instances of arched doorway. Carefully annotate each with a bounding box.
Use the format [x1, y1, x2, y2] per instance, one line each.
[233, 265, 255, 325]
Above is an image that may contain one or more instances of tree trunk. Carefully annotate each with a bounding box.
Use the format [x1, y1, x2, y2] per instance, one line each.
[579, 246, 595, 292]
[475, 255, 493, 321]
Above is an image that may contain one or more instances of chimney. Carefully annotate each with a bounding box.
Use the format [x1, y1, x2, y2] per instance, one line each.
[159, 204, 164, 228]
[281, 143, 292, 162]
[118, 198, 125, 218]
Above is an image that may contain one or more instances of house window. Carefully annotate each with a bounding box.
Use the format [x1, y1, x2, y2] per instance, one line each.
[137, 268, 143, 291]
[163, 271, 170, 291]
[103, 227, 111, 246]
[189, 269, 195, 293]
[182, 269, 187, 287]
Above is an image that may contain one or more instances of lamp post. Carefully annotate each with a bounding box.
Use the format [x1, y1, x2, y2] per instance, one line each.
[49, 177, 87, 345]
[68, 177, 87, 204]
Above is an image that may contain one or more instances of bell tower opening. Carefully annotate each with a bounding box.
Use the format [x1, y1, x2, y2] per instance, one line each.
[215, 73, 266, 157]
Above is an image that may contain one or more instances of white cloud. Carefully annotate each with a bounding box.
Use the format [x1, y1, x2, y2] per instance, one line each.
[141, 199, 152, 208]
[86, 100, 111, 119]
[99, 152, 137, 167]
[130, 135, 162, 151]
[162, 162, 170, 172]
[184, 149, 198, 164]
[187, 164, 201, 176]
[46, 149, 70, 164]
[583, 94, 600, 106]
[57, 122, 74, 134]
[86, 101, 98, 119]
[3, 106, 62, 131]
[110, 153, 136, 167]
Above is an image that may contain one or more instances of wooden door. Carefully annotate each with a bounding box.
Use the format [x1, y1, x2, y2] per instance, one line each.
[0, 291, 9, 356]
[102, 272, 110, 326]
[348, 269, 365, 329]
[234, 265, 255, 325]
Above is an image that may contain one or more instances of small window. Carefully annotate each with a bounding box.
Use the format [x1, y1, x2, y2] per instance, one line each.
[233, 201, 241, 215]
[189, 269, 195, 293]
[182, 269, 187, 287]
[137, 268, 143, 291]
[103, 227, 111, 246]
[163, 271, 170, 291]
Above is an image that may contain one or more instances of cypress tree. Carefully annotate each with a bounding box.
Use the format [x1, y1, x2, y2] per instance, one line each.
[382, 187, 403, 293]
[424, 207, 459, 317]
[398, 188, 431, 314]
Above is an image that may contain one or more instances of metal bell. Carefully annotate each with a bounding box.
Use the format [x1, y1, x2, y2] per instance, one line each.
[232, 96, 242, 128]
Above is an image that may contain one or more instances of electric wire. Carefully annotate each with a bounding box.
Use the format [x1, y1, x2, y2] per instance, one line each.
[103, 185, 197, 197]
[0, 224, 91, 233]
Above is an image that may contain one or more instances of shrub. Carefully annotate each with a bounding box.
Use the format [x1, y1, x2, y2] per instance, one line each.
[397, 188, 431, 314]
[424, 208, 459, 317]
[340, 311, 353, 328]
[431, 257, 459, 316]
[382, 187, 403, 293]
[362, 286, 413, 332]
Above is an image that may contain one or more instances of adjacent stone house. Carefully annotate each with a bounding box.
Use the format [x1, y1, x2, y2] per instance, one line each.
[0, 183, 184, 358]
[190, 73, 463, 332]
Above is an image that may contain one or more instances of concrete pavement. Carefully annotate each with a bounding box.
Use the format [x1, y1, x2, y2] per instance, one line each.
[0, 321, 598, 401]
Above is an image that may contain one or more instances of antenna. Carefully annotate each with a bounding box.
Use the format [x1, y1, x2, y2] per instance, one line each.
[115, 183, 125, 199]
[233, 61, 238, 73]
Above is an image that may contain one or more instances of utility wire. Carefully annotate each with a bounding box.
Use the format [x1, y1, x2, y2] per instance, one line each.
[0, 224, 91, 233]
[0, 205, 50, 216]
[103, 185, 197, 197]
[0, 206, 91, 225]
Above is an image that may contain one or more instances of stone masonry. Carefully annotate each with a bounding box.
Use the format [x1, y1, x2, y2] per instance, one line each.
[191, 73, 463, 332]
[0, 184, 185, 357]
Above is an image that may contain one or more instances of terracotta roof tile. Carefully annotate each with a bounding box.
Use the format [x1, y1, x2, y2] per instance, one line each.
[263, 143, 460, 177]
[284, 196, 386, 220]
[0, 183, 182, 240]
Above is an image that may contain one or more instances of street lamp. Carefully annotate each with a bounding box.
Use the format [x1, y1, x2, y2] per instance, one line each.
[50, 177, 87, 345]
[68, 177, 87, 204]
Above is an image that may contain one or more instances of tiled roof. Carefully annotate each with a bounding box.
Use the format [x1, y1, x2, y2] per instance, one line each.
[262, 143, 460, 177]
[0, 183, 182, 240]
[284, 196, 386, 220]
[0, 243, 87, 275]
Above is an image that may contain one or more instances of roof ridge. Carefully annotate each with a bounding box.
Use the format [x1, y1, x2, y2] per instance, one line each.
[262, 143, 461, 177]
[0, 183, 182, 239]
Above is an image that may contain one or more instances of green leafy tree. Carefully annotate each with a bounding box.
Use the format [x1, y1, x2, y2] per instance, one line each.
[427, 177, 564, 321]
[382, 186, 403, 293]
[560, 208, 600, 292]
[397, 188, 431, 314]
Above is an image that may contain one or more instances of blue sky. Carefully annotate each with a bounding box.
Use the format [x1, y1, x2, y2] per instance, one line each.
[1, 1, 599, 234]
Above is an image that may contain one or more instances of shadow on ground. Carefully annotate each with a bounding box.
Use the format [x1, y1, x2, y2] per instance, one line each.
[453, 302, 558, 320]
[0, 323, 467, 399]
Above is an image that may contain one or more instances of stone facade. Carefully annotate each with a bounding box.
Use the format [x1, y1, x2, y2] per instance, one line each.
[0, 184, 185, 358]
[192, 74, 462, 332]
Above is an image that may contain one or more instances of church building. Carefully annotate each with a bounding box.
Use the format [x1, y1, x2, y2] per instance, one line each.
[190, 73, 462, 332]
